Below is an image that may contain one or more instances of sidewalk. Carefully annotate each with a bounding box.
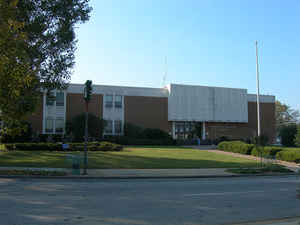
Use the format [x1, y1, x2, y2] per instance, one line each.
[0, 167, 235, 178]
[191, 147, 300, 172]
[231, 217, 300, 225]
[0, 166, 296, 179]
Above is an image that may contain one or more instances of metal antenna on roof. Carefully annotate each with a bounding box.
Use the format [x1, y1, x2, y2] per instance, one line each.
[162, 56, 167, 87]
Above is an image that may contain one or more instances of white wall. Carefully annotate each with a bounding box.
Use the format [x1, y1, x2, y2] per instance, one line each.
[67, 84, 168, 97]
[168, 84, 248, 122]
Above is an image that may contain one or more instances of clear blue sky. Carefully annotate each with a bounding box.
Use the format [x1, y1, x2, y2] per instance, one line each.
[72, 0, 300, 110]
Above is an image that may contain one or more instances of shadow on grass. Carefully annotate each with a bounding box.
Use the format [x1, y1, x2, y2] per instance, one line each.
[87, 152, 259, 169]
[0, 150, 258, 169]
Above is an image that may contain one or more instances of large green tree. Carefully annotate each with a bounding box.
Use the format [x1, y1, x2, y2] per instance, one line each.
[275, 101, 300, 131]
[0, 0, 91, 129]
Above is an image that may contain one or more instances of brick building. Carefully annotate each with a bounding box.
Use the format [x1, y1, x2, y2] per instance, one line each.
[28, 83, 276, 142]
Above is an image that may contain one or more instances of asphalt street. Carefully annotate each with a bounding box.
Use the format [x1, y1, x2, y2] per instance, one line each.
[0, 176, 300, 225]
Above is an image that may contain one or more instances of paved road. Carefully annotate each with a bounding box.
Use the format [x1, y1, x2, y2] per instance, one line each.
[0, 176, 300, 225]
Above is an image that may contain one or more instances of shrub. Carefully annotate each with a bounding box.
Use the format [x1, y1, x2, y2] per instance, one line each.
[38, 134, 49, 142]
[252, 134, 269, 146]
[96, 142, 123, 151]
[294, 125, 300, 147]
[123, 123, 144, 138]
[279, 124, 297, 147]
[4, 141, 123, 152]
[251, 146, 283, 158]
[0, 121, 32, 143]
[67, 113, 106, 142]
[217, 141, 254, 155]
[104, 135, 175, 146]
[276, 150, 300, 163]
[122, 123, 174, 145]
[141, 128, 171, 139]
[214, 136, 229, 145]
[4, 143, 62, 151]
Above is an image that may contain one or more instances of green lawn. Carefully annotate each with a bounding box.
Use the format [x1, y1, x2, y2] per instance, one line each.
[0, 147, 259, 169]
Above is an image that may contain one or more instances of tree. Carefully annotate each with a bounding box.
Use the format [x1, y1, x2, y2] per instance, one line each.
[294, 125, 300, 147]
[279, 124, 297, 147]
[276, 101, 300, 131]
[67, 113, 105, 142]
[0, 0, 92, 132]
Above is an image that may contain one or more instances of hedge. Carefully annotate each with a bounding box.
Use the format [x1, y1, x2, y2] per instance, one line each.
[103, 136, 175, 146]
[217, 141, 254, 155]
[5, 143, 63, 151]
[251, 146, 283, 158]
[276, 149, 300, 163]
[3, 142, 123, 152]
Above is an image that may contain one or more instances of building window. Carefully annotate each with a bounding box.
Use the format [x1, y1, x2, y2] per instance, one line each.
[105, 95, 113, 108]
[115, 95, 122, 108]
[55, 118, 64, 133]
[45, 118, 54, 133]
[114, 120, 122, 134]
[46, 94, 54, 106]
[105, 120, 113, 134]
[56, 92, 64, 106]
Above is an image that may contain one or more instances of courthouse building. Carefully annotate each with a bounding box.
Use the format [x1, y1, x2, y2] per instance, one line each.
[27, 83, 276, 142]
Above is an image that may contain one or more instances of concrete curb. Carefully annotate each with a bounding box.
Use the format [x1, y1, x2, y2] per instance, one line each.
[0, 173, 297, 180]
[223, 216, 300, 225]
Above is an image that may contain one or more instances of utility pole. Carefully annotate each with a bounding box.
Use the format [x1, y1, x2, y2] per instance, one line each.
[83, 80, 92, 175]
[255, 41, 261, 137]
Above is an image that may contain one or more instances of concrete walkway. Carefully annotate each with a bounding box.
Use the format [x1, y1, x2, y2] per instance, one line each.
[233, 217, 300, 225]
[0, 166, 297, 178]
[0, 167, 234, 178]
[191, 146, 300, 172]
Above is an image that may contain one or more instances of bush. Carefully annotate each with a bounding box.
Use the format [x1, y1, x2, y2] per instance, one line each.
[68, 142, 123, 151]
[294, 125, 300, 147]
[123, 123, 144, 138]
[276, 150, 300, 163]
[279, 124, 297, 147]
[122, 123, 174, 145]
[217, 141, 254, 155]
[214, 136, 229, 145]
[141, 128, 171, 139]
[67, 113, 106, 142]
[251, 146, 283, 158]
[0, 121, 32, 143]
[4, 143, 62, 151]
[96, 142, 123, 151]
[104, 135, 175, 146]
[252, 134, 269, 146]
[4, 141, 123, 152]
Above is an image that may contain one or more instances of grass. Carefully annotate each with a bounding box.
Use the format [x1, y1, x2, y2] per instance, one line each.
[0, 147, 259, 169]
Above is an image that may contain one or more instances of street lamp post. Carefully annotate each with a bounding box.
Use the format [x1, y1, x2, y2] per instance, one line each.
[83, 80, 93, 175]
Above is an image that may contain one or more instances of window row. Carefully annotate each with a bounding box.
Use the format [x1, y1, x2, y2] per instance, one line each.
[46, 92, 65, 107]
[104, 120, 123, 134]
[105, 95, 122, 108]
[175, 122, 194, 133]
[45, 117, 64, 133]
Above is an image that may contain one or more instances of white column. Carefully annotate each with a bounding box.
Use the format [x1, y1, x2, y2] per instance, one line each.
[42, 92, 46, 134]
[202, 122, 206, 140]
[172, 122, 176, 139]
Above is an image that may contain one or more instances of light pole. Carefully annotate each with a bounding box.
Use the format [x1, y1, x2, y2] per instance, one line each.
[83, 80, 92, 175]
